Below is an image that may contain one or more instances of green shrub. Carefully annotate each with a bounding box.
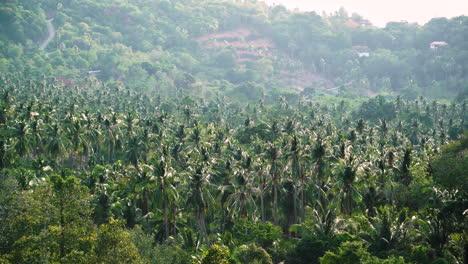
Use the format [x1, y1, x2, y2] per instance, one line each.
[232, 219, 282, 249]
[201, 245, 234, 264]
[234, 244, 272, 264]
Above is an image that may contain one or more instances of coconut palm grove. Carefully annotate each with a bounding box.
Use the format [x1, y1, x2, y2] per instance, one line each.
[0, 0, 467, 263]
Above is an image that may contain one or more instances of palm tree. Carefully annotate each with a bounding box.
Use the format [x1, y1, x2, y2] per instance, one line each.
[282, 179, 298, 232]
[67, 119, 91, 170]
[186, 166, 213, 244]
[226, 157, 259, 220]
[83, 115, 100, 168]
[125, 136, 145, 167]
[283, 119, 296, 135]
[189, 125, 202, 148]
[334, 164, 361, 215]
[355, 118, 365, 134]
[268, 120, 280, 142]
[0, 140, 5, 169]
[183, 106, 192, 125]
[13, 121, 32, 158]
[398, 148, 412, 186]
[46, 124, 69, 165]
[265, 143, 281, 225]
[357, 206, 416, 257]
[124, 111, 136, 136]
[93, 179, 113, 225]
[30, 118, 44, 156]
[175, 124, 186, 142]
[154, 159, 178, 239]
[217, 159, 234, 232]
[291, 184, 341, 239]
[256, 161, 269, 223]
[132, 164, 154, 217]
[285, 135, 309, 223]
[103, 116, 119, 163]
[226, 173, 258, 220]
[312, 139, 327, 185]
[363, 186, 383, 217]
[418, 212, 451, 258]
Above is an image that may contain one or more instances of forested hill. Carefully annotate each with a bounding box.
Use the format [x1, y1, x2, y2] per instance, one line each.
[1, 0, 468, 101]
[1, 0, 468, 100]
[1, 1, 468, 264]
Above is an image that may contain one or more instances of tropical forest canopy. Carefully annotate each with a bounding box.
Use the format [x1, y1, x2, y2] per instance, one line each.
[0, 0, 467, 263]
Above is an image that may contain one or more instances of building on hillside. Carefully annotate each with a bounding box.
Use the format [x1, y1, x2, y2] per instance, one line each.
[358, 19, 372, 27]
[430, 41, 448, 50]
[346, 18, 372, 28]
[346, 19, 360, 28]
[352, 45, 370, 57]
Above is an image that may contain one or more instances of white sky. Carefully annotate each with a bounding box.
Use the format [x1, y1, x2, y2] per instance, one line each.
[262, 0, 468, 27]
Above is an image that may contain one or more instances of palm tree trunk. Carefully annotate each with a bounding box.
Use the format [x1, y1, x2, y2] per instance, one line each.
[163, 199, 169, 240]
[80, 153, 85, 171]
[172, 206, 177, 236]
[85, 149, 90, 170]
[273, 182, 279, 225]
[241, 199, 247, 218]
[221, 201, 228, 233]
[197, 210, 209, 245]
[68, 153, 74, 170]
[107, 141, 112, 163]
[301, 181, 305, 223]
[110, 140, 115, 163]
[260, 192, 265, 223]
[293, 187, 298, 225]
[142, 191, 148, 216]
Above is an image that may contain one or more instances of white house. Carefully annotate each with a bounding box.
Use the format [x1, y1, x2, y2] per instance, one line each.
[352, 45, 370, 57]
[430, 41, 448, 50]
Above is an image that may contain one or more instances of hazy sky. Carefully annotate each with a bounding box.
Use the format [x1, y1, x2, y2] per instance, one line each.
[262, 0, 468, 26]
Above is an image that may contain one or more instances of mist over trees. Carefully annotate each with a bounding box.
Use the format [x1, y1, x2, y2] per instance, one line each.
[0, 0, 467, 263]
[0, 0, 467, 99]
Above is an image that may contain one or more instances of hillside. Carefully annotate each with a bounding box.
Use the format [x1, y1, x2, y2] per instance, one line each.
[0, 0, 467, 101]
[196, 27, 333, 93]
[0, 1, 467, 264]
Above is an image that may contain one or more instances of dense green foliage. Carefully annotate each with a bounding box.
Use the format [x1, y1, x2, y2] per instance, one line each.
[430, 131, 468, 190]
[0, 73, 466, 263]
[1, 0, 467, 263]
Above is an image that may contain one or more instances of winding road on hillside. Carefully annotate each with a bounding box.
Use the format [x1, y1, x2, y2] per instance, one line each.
[39, 18, 55, 50]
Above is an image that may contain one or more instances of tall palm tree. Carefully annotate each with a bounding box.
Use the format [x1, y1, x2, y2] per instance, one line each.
[256, 160, 269, 223]
[13, 121, 32, 158]
[265, 143, 281, 225]
[312, 139, 327, 185]
[284, 134, 310, 224]
[0, 140, 5, 169]
[189, 125, 202, 148]
[46, 124, 69, 165]
[357, 206, 416, 256]
[186, 166, 213, 244]
[334, 164, 361, 215]
[124, 111, 136, 136]
[398, 148, 412, 186]
[125, 136, 145, 167]
[132, 164, 154, 217]
[291, 184, 341, 239]
[226, 173, 259, 220]
[154, 159, 178, 239]
[30, 118, 44, 156]
[67, 120, 91, 170]
[103, 116, 119, 163]
[226, 157, 259, 220]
